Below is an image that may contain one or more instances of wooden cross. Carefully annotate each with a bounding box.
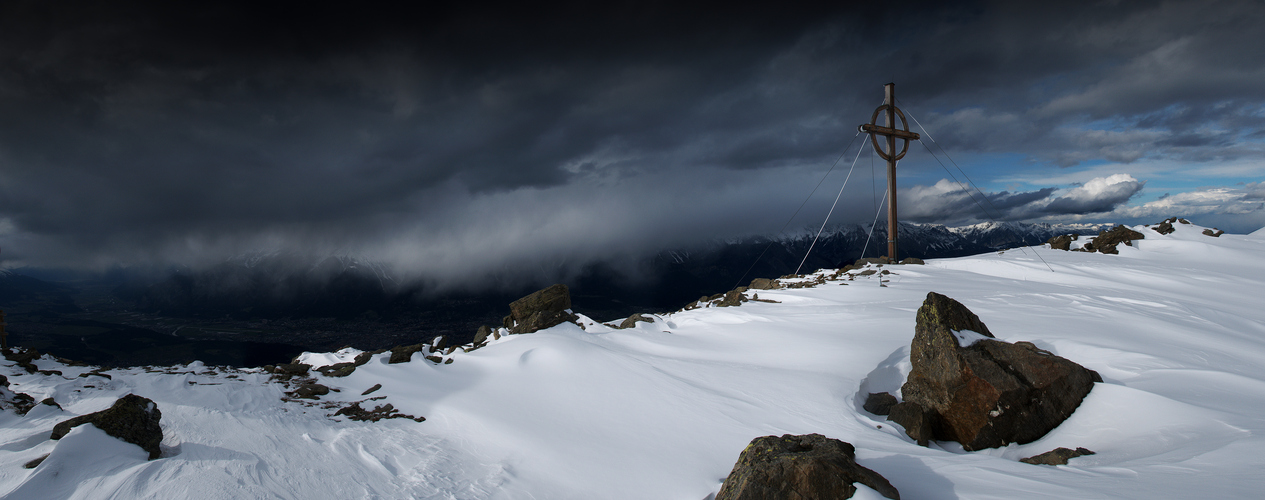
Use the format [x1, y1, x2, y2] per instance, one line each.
[858, 83, 919, 262]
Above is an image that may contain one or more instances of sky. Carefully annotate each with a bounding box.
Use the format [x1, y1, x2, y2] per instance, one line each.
[1, 0, 1263, 284]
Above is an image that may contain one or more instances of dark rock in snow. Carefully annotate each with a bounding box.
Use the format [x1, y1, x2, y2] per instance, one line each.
[899, 257, 925, 265]
[1020, 447, 1095, 466]
[718, 289, 748, 307]
[361, 383, 382, 396]
[1046, 234, 1077, 251]
[473, 325, 492, 345]
[855, 257, 890, 266]
[863, 392, 898, 415]
[1203, 228, 1224, 237]
[618, 313, 655, 329]
[1085, 225, 1144, 255]
[23, 454, 48, 469]
[274, 363, 311, 376]
[388, 343, 425, 364]
[890, 292, 1097, 451]
[334, 402, 425, 422]
[716, 433, 899, 500]
[506, 284, 579, 334]
[748, 278, 781, 290]
[290, 383, 330, 399]
[51, 394, 163, 460]
[1153, 217, 1176, 235]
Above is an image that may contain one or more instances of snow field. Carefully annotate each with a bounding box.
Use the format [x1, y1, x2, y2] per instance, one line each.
[1, 221, 1263, 499]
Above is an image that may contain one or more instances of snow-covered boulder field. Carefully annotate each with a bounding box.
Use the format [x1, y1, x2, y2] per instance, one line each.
[3, 221, 1264, 499]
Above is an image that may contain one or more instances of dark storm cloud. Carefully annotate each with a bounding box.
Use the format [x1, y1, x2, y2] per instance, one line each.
[0, 1, 1262, 281]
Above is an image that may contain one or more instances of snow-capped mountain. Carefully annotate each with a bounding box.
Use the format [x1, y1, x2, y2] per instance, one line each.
[3, 221, 1263, 498]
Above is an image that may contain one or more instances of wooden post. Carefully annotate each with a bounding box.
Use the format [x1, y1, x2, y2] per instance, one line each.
[859, 83, 919, 263]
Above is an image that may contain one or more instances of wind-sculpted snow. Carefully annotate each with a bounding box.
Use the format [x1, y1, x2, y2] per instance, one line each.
[2, 221, 1264, 499]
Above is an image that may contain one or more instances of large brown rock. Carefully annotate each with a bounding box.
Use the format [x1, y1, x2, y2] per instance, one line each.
[716, 434, 899, 500]
[507, 284, 579, 334]
[889, 292, 1097, 451]
[1083, 225, 1144, 254]
[51, 394, 163, 459]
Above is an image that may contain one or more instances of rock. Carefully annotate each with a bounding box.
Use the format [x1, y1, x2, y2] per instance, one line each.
[1152, 217, 1176, 235]
[424, 355, 443, 363]
[51, 394, 163, 459]
[23, 454, 48, 469]
[748, 278, 781, 290]
[899, 257, 925, 265]
[1046, 234, 1077, 251]
[718, 289, 748, 307]
[1178, 218, 1190, 224]
[389, 343, 426, 364]
[443, 358, 454, 364]
[716, 433, 899, 500]
[855, 257, 890, 266]
[886, 402, 934, 446]
[362, 383, 383, 395]
[507, 284, 579, 334]
[274, 363, 311, 376]
[890, 292, 1097, 451]
[863, 392, 898, 416]
[4, 348, 42, 374]
[618, 313, 655, 329]
[429, 335, 449, 352]
[334, 402, 425, 422]
[290, 383, 330, 399]
[858, 269, 877, 276]
[1020, 447, 1095, 466]
[1086, 225, 1145, 255]
[40, 397, 62, 410]
[473, 325, 492, 345]
[1203, 228, 1224, 237]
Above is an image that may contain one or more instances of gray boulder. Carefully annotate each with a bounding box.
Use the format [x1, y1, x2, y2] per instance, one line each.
[716, 433, 899, 500]
[506, 284, 579, 334]
[51, 394, 163, 459]
[889, 292, 1097, 451]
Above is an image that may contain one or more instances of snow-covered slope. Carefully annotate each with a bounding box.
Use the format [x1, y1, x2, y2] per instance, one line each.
[3, 221, 1264, 499]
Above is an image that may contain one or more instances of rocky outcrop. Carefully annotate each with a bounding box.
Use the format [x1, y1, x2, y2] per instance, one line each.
[1151, 217, 1177, 235]
[618, 313, 655, 329]
[289, 383, 330, 400]
[888, 292, 1097, 451]
[899, 257, 925, 265]
[504, 284, 579, 334]
[316, 351, 378, 377]
[473, 325, 492, 345]
[1083, 225, 1144, 254]
[334, 401, 425, 422]
[748, 278, 781, 290]
[1203, 228, 1224, 237]
[1020, 447, 1095, 465]
[716, 433, 899, 500]
[1046, 234, 1077, 251]
[51, 394, 163, 459]
[388, 343, 426, 364]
